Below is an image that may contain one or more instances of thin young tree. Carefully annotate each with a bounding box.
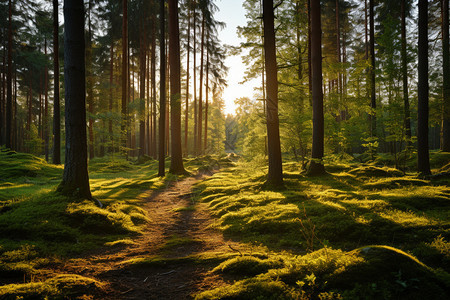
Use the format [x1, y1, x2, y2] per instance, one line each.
[369, 0, 376, 137]
[58, 0, 92, 199]
[417, 0, 431, 175]
[442, 0, 450, 151]
[6, 0, 12, 149]
[121, 0, 128, 156]
[262, 0, 283, 186]
[168, 0, 185, 174]
[401, 0, 411, 145]
[307, 0, 326, 176]
[53, 0, 61, 164]
[158, 0, 166, 176]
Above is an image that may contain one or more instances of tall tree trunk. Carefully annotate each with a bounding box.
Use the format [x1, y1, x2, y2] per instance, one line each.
[308, 0, 326, 176]
[109, 40, 114, 153]
[139, 23, 146, 157]
[197, 13, 205, 155]
[53, 0, 61, 164]
[185, 2, 191, 155]
[417, 0, 431, 175]
[369, 0, 376, 137]
[1, 42, 5, 146]
[263, 0, 283, 186]
[204, 35, 209, 152]
[158, 0, 166, 177]
[307, 0, 312, 98]
[193, 3, 198, 154]
[442, 0, 450, 151]
[87, 0, 95, 160]
[6, 0, 12, 149]
[168, 0, 185, 174]
[27, 70, 32, 133]
[121, 0, 128, 156]
[401, 0, 411, 145]
[58, 0, 92, 200]
[147, 41, 151, 156]
[151, 24, 157, 158]
[44, 39, 49, 161]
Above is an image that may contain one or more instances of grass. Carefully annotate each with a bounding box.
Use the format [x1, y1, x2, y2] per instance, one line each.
[1, 148, 449, 298]
[193, 153, 450, 298]
[0, 149, 228, 298]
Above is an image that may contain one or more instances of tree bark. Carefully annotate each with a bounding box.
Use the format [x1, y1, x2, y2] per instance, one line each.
[401, 0, 412, 145]
[6, 0, 12, 149]
[369, 0, 376, 137]
[44, 39, 49, 161]
[87, 0, 95, 160]
[185, 1, 191, 155]
[204, 34, 209, 152]
[139, 23, 146, 157]
[442, 0, 450, 151]
[417, 0, 431, 175]
[197, 13, 205, 155]
[158, 0, 166, 176]
[58, 0, 92, 199]
[168, 0, 185, 174]
[121, 0, 128, 156]
[53, 0, 61, 164]
[308, 0, 326, 176]
[263, 0, 283, 186]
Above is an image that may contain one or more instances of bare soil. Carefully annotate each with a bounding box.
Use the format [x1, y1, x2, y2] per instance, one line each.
[55, 173, 240, 299]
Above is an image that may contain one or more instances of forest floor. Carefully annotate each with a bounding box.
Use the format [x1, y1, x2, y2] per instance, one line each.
[1, 150, 450, 299]
[53, 172, 242, 299]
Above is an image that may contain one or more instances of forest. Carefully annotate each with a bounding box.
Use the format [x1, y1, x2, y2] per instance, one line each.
[0, 0, 449, 298]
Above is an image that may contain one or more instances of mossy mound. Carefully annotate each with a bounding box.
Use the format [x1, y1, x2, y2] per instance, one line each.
[348, 166, 403, 178]
[0, 274, 103, 299]
[332, 245, 449, 299]
[0, 148, 62, 179]
[88, 158, 133, 173]
[212, 255, 283, 276]
[363, 177, 429, 190]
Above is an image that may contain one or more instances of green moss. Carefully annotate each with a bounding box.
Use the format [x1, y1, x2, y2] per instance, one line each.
[0, 274, 102, 299]
[212, 255, 283, 276]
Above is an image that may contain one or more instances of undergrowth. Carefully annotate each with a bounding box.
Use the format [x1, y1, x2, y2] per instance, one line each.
[0, 150, 230, 298]
[194, 153, 450, 299]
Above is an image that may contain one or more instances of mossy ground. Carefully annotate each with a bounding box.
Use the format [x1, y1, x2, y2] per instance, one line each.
[194, 152, 450, 299]
[1, 148, 449, 299]
[0, 148, 227, 298]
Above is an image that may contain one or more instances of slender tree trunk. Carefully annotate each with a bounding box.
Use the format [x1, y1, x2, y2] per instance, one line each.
[53, 0, 61, 164]
[369, 0, 376, 137]
[417, 0, 431, 175]
[87, 0, 95, 159]
[151, 25, 157, 158]
[442, 0, 450, 151]
[44, 39, 49, 161]
[307, 0, 312, 98]
[185, 2, 191, 155]
[1, 42, 5, 146]
[139, 23, 146, 158]
[121, 0, 128, 156]
[193, 3, 198, 154]
[168, 0, 185, 174]
[263, 0, 283, 186]
[308, 0, 326, 176]
[58, 0, 92, 200]
[401, 0, 411, 145]
[6, 0, 12, 149]
[197, 13, 205, 155]
[147, 42, 151, 156]
[204, 35, 209, 152]
[158, 0, 166, 176]
[27, 70, 32, 133]
[109, 41, 114, 153]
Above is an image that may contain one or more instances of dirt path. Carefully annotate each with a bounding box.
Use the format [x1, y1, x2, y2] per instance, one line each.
[57, 173, 239, 299]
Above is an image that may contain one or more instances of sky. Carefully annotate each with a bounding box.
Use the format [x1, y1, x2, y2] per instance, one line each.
[214, 0, 260, 115]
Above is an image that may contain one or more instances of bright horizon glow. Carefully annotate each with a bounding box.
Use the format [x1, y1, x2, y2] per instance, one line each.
[215, 0, 260, 115]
